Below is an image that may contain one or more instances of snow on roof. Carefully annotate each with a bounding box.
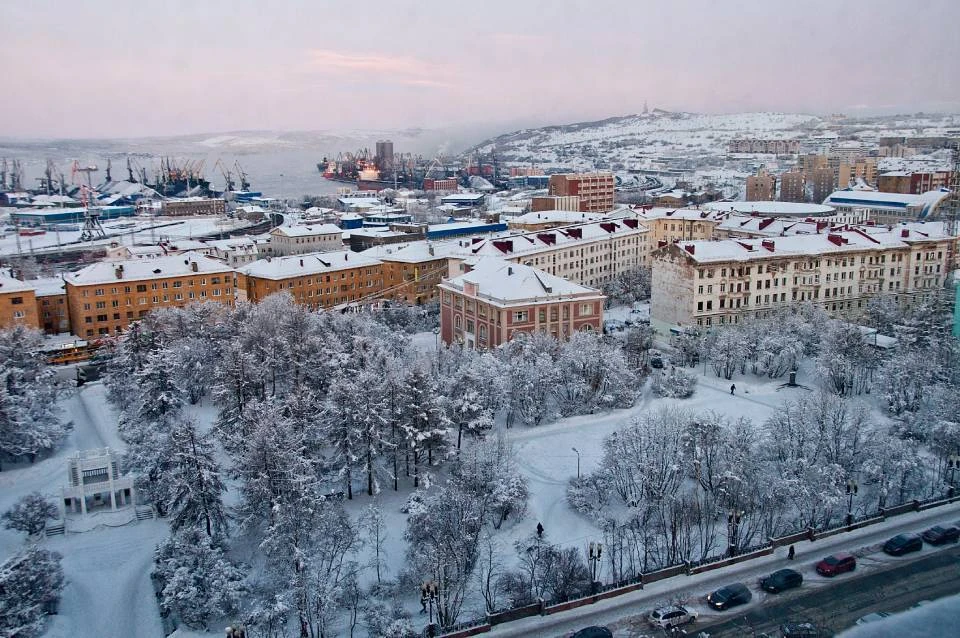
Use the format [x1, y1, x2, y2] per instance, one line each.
[466, 218, 648, 260]
[29, 276, 66, 297]
[631, 206, 729, 222]
[272, 223, 342, 237]
[360, 240, 459, 263]
[441, 258, 602, 305]
[440, 193, 485, 203]
[703, 201, 835, 216]
[240, 250, 381, 280]
[669, 226, 951, 264]
[65, 252, 233, 286]
[0, 274, 35, 294]
[126, 245, 166, 255]
[509, 210, 607, 225]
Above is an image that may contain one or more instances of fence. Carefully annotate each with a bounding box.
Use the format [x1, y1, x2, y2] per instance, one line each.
[435, 491, 960, 638]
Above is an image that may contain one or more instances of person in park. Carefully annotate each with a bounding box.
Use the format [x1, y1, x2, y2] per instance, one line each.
[788, 545, 796, 560]
[730, 383, 736, 395]
[537, 522, 544, 538]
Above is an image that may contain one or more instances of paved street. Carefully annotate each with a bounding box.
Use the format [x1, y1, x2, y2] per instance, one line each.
[691, 546, 960, 637]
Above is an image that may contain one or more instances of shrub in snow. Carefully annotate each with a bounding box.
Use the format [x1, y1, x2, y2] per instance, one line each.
[152, 529, 246, 629]
[500, 536, 592, 606]
[2, 492, 59, 536]
[651, 367, 697, 398]
[0, 546, 64, 638]
[566, 474, 613, 516]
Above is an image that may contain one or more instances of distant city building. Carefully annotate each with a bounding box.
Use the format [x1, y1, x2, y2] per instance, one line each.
[33, 277, 69, 334]
[509, 167, 544, 177]
[877, 171, 951, 194]
[727, 139, 801, 154]
[508, 210, 606, 231]
[531, 195, 581, 213]
[809, 168, 837, 204]
[268, 224, 344, 256]
[160, 197, 226, 217]
[360, 242, 454, 306]
[548, 172, 615, 213]
[375, 140, 394, 172]
[823, 189, 952, 225]
[779, 172, 806, 203]
[439, 258, 605, 348]
[422, 178, 458, 192]
[746, 170, 776, 201]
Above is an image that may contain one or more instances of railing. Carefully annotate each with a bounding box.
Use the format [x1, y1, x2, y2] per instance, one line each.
[434, 492, 960, 638]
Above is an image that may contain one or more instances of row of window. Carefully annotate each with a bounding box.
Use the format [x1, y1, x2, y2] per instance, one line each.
[80, 277, 226, 297]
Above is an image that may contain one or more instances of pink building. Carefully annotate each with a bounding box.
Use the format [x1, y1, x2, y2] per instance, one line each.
[438, 258, 605, 349]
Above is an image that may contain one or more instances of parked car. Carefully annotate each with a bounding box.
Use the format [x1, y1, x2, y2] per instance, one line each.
[815, 552, 856, 577]
[921, 524, 960, 545]
[855, 611, 892, 625]
[571, 627, 613, 638]
[883, 533, 923, 556]
[648, 605, 698, 629]
[706, 583, 753, 610]
[650, 355, 664, 369]
[760, 568, 803, 593]
[780, 622, 824, 637]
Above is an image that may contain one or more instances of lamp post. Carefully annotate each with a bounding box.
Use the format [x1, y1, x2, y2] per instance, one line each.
[572, 447, 581, 479]
[588, 541, 603, 594]
[947, 453, 960, 497]
[846, 478, 859, 526]
[727, 510, 744, 557]
[421, 580, 439, 634]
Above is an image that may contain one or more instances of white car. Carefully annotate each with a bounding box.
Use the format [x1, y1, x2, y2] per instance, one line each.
[648, 605, 698, 629]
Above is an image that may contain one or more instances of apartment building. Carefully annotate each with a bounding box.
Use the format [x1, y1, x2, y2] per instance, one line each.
[360, 242, 452, 305]
[651, 227, 953, 333]
[630, 207, 726, 256]
[508, 210, 605, 231]
[531, 195, 581, 213]
[809, 168, 836, 204]
[447, 218, 649, 289]
[878, 171, 952, 194]
[34, 277, 69, 334]
[0, 275, 39, 330]
[204, 236, 260, 267]
[161, 197, 227, 217]
[439, 258, 605, 348]
[779, 172, 806, 202]
[64, 253, 235, 338]
[728, 139, 801, 154]
[548, 172, 615, 213]
[268, 224, 343, 256]
[823, 189, 952, 225]
[746, 173, 776, 201]
[238, 250, 383, 310]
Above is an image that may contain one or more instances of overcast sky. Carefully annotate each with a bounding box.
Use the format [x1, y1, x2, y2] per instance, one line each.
[1, 0, 958, 139]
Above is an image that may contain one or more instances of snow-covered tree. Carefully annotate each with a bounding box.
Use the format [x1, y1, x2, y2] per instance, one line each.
[452, 436, 529, 529]
[553, 332, 636, 415]
[651, 366, 697, 398]
[623, 323, 654, 370]
[360, 504, 388, 584]
[500, 333, 558, 426]
[397, 364, 450, 488]
[165, 418, 228, 538]
[153, 529, 246, 629]
[0, 327, 66, 469]
[879, 347, 938, 414]
[817, 322, 877, 396]
[0, 546, 64, 638]
[2, 492, 58, 537]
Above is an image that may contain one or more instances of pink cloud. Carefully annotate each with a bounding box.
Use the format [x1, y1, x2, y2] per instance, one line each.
[305, 49, 455, 86]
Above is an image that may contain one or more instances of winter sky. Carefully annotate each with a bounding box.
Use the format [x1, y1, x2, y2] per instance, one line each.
[1, 0, 958, 139]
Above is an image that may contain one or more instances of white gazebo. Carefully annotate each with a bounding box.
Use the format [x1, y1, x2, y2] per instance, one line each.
[61, 448, 135, 516]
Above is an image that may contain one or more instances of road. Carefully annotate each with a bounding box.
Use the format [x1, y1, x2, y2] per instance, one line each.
[688, 546, 960, 637]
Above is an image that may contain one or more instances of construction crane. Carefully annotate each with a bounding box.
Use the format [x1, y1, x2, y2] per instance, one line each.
[214, 159, 235, 192]
[234, 161, 250, 191]
[79, 184, 106, 242]
[71, 160, 98, 188]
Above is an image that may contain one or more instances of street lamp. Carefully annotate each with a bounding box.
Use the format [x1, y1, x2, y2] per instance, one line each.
[947, 453, 960, 497]
[572, 447, 581, 479]
[846, 478, 859, 526]
[588, 541, 603, 593]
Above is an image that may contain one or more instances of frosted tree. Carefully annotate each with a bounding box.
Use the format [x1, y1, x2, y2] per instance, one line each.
[879, 347, 938, 415]
[153, 529, 246, 629]
[452, 436, 529, 529]
[651, 366, 697, 398]
[707, 327, 748, 380]
[0, 327, 66, 469]
[553, 332, 636, 416]
[623, 323, 654, 370]
[817, 321, 877, 396]
[0, 546, 64, 638]
[2, 492, 59, 537]
[397, 364, 450, 488]
[212, 340, 266, 455]
[360, 504, 388, 584]
[441, 350, 496, 449]
[165, 418, 228, 538]
[501, 333, 558, 427]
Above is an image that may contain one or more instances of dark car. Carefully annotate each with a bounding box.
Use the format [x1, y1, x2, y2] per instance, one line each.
[780, 622, 825, 638]
[650, 355, 664, 369]
[760, 568, 803, 593]
[815, 552, 856, 577]
[571, 627, 613, 638]
[706, 582, 753, 610]
[921, 524, 960, 545]
[883, 533, 923, 556]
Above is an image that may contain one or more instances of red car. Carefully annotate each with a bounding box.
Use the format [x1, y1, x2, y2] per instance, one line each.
[815, 552, 856, 577]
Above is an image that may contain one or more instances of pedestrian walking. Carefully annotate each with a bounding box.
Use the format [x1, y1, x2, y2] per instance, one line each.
[787, 545, 795, 560]
[730, 383, 736, 395]
[536, 522, 544, 538]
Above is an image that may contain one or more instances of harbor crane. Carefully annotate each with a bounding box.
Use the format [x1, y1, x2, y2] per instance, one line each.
[234, 161, 250, 191]
[214, 159, 235, 192]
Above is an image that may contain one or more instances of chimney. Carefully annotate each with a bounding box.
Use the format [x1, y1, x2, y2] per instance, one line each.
[300, 258, 304, 266]
[507, 266, 513, 275]
[827, 233, 844, 246]
[684, 244, 695, 255]
[761, 239, 775, 252]
[901, 229, 909, 238]
[344, 253, 348, 260]
[191, 261, 199, 272]
[115, 264, 124, 279]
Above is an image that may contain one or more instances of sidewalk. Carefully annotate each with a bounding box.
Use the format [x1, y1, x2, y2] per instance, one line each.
[486, 500, 960, 637]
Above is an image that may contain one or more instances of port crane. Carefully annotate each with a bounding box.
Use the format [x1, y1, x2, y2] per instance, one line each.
[234, 161, 250, 191]
[214, 159, 235, 192]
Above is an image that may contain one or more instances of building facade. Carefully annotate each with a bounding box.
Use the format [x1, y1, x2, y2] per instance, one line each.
[651, 227, 953, 333]
[238, 250, 383, 310]
[548, 172, 615, 213]
[64, 253, 235, 338]
[0, 275, 39, 331]
[161, 197, 227, 217]
[746, 173, 776, 201]
[779, 172, 806, 202]
[268, 224, 344, 256]
[439, 259, 605, 348]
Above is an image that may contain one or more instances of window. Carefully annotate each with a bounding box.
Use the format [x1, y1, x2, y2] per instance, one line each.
[136, 284, 147, 292]
[580, 303, 593, 316]
[514, 310, 528, 322]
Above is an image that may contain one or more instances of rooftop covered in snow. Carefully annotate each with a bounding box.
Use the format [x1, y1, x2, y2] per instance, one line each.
[64, 252, 234, 286]
[440, 257, 603, 306]
[703, 201, 836, 217]
[240, 250, 381, 280]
